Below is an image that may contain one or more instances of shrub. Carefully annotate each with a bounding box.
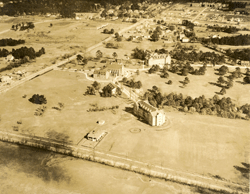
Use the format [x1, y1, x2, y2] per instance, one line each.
[29, 94, 47, 105]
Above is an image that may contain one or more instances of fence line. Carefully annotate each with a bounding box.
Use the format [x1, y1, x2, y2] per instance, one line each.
[0, 130, 248, 194]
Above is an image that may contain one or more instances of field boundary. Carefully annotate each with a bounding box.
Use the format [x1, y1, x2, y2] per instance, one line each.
[0, 130, 248, 194]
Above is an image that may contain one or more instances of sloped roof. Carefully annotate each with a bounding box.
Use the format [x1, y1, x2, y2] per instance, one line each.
[138, 101, 157, 112]
[106, 82, 117, 90]
[94, 69, 108, 75]
[107, 63, 123, 70]
[87, 129, 106, 139]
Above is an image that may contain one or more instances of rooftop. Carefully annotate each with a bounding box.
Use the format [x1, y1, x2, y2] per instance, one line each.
[138, 101, 157, 112]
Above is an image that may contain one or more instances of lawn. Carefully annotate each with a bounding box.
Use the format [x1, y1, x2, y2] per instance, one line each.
[0, 17, 133, 75]
[133, 68, 250, 106]
[0, 70, 127, 144]
[98, 109, 250, 185]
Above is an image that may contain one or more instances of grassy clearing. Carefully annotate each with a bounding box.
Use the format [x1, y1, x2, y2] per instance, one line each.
[133, 69, 250, 106]
[0, 70, 126, 144]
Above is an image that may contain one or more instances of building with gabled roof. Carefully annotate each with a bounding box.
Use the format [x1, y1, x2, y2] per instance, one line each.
[106, 82, 117, 95]
[146, 53, 171, 68]
[133, 100, 166, 126]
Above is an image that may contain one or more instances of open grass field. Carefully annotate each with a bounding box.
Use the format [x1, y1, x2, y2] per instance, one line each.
[0, 70, 127, 143]
[0, 16, 133, 75]
[99, 109, 250, 185]
[0, 69, 248, 186]
[0, 141, 202, 194]
[133, 68, 250, 106]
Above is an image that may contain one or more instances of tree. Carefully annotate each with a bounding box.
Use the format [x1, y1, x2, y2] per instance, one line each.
[112, 52, 118, 59]
[227, 80, 233, 89]
[77, 54, 83, 64]
[217, 76, 225, 85]
[163, 72, 169, 78]
[243, 76, 250, 83]
[85, 86, 96, 95]
[110, 29, 114, 34]
[182, 68, 189, 76]
[168, 80, 172, 85]
[29, 94, 47, 105]
[92, 81, 101, 90]
[115, 32, 120, 39]
[122, 77, 128, 84]
[96, 50, 103, 59]
[184, 77, 190, 84]
[220, 88, 226, 95]
[136, 69, 140, 75]
[116, 87, 122, 96]
[117, 36, 122, 42]
[151, 31, 160, 42]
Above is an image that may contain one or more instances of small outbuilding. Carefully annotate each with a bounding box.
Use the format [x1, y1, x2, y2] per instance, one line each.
[87, 130, 106, 142]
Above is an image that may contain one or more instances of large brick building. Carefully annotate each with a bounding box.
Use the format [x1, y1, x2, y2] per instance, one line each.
[146, 53, 171, 68]
[133, 101, 166, 126]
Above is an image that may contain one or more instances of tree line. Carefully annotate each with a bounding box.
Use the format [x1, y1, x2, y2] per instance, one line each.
[143, 86, 250, 120]
[202, 34, 250, 46]
[0, 0, 145, 17]
[207, 25, 239, 33]
[225, 48, 250, 61]
[0, 38, 25, 46]
[0, 47, 45, 72]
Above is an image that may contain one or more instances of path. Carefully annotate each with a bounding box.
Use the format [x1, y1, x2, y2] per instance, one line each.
[191, 7, 207, 22]
[0, 18, 147, 94]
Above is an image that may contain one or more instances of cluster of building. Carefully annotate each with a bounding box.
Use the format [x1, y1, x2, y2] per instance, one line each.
[0, 70, 26, 84]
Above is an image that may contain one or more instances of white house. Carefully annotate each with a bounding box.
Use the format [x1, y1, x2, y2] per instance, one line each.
[0, 75, 12, 83]
[5, 55, 14, 62]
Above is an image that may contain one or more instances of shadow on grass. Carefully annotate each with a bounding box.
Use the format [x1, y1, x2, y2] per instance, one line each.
[208, 82, 223, 88]
[124, 107, 148, 125]
[236, 80, 246, 85]
[234, 162, 250, 179]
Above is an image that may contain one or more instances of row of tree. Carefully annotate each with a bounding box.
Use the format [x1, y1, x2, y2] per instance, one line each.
[0, 38, 25, 46]
[144, 87, 250, 120]
[122, 77, 142, 89]
[207, 25, 238, 33]
[225, 48, 250, 61]
[202, 34, 250, 46]
[172, 49, 225, 64]
[0, 46, 45, 59]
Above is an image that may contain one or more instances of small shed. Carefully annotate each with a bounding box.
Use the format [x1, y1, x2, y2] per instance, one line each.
[87, 130, 106, 142]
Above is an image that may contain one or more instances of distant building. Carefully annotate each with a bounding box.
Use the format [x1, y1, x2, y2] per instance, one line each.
[133, 101, 166, 126]
[146, 53, 171, 68]
[93, 69, 110, 79]
[87, 130, 106, 142]
[93, 62, 124, 79]
[5, 55, 14, 62]
[106, 82, 117, 95]
[182, 37, 190, 43]
[0, 75, 12, 83]
[239, 60, 250, 66]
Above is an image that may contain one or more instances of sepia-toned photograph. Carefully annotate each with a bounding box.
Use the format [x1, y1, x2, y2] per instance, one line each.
[0, 0, 249, 193]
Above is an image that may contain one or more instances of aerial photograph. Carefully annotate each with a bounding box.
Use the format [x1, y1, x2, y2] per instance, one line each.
[0, 0, 249, 193]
